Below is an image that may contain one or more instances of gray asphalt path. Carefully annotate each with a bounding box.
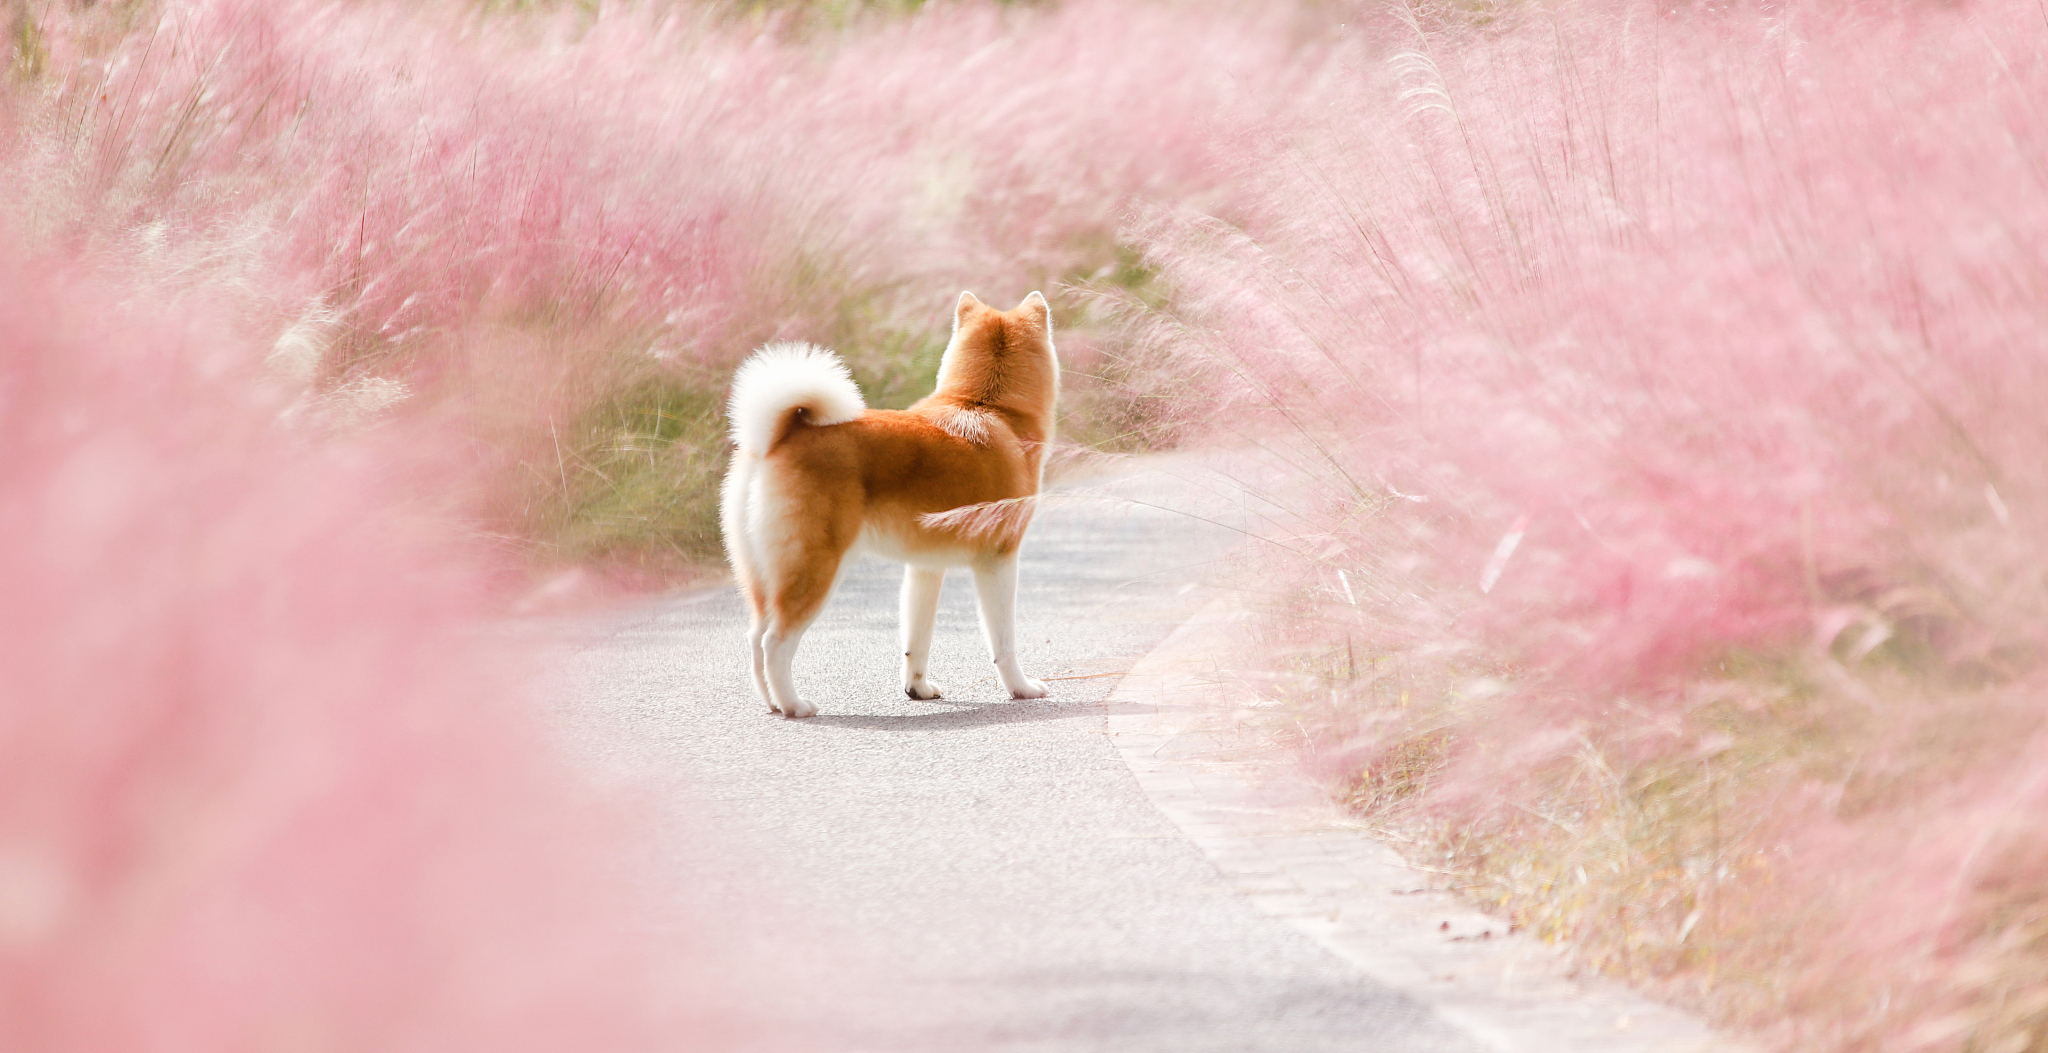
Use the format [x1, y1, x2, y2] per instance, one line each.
[552, 465, 1486, 1053]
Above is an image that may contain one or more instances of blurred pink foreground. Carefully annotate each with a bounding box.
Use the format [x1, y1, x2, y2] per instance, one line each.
[0, 259, 721, 1049]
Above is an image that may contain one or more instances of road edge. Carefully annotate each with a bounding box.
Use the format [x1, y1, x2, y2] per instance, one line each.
[1101, 601, 1763, 1053]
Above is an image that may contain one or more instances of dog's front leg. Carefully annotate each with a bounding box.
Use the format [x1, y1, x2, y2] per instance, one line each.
[901, 566, 947, 699]
[971, 554, 1047, 699]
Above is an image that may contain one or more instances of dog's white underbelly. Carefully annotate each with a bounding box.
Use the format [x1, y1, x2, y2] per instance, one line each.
[853, 523, 978, 569]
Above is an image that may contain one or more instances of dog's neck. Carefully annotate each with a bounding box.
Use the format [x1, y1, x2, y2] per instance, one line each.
[932, 333, 1057, 431]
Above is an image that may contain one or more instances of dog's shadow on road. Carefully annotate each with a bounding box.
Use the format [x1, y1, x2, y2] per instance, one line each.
[797, 697, 1095, 732]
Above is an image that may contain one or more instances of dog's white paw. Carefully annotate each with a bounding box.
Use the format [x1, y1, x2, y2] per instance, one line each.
[1008, 677, 1049, 700]
[769, 696, 818, 718]
[904, 678, 945, 700]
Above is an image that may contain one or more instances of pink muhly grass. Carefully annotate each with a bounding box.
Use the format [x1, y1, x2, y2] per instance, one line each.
[13, 0, 1307, 373]
[1124, 2, 2048, 1049]
[8, 0, 1317, 560]
[0, 255, 732, 1050]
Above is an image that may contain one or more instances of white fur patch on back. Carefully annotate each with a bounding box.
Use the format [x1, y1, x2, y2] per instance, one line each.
[935, 407, 997, 445]
[727, 341, 866, 453]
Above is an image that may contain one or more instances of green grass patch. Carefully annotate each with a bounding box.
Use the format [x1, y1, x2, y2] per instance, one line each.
[553, 374, 732, 572]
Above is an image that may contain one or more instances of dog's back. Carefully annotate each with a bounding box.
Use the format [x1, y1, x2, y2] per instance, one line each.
[720, 292, 1059, 717]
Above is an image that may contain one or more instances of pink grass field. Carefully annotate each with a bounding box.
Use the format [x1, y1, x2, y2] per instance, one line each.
[0, 252, 751, 1048]
[6, 0, 2047, 1049]
[6, 0, 1307, 548]
[1122, 2, 2048, 1049]
[4, 0, 1294, 471]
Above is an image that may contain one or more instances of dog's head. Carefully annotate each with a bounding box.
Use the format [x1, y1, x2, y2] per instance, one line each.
[933, 291, 1059, 415]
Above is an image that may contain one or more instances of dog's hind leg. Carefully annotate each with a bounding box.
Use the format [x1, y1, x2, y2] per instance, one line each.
[722, 455, 778, 712]
[759, 544, 850, 719]
[735, 549, 773, 712]
[900, 566, 946, 700]
[746, 614, 771, 714]
[971, 553, 1048, 700]
[736, 568, 772, 712]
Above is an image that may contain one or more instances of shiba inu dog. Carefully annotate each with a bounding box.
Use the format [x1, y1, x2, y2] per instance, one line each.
[719, 291, 1059, 718]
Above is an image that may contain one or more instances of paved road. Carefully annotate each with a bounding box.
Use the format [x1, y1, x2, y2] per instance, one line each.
[552, 465, 1486, 1053]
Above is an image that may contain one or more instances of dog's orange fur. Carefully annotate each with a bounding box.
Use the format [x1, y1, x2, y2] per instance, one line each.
[723, 291, 1059, 717]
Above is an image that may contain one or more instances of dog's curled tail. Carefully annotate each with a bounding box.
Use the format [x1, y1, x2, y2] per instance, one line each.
[727, 341, 866, 454]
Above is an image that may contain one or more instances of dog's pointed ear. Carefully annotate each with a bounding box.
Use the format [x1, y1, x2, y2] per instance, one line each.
[1017, 291, 1051, 330]
[955, 291, 983, 328]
